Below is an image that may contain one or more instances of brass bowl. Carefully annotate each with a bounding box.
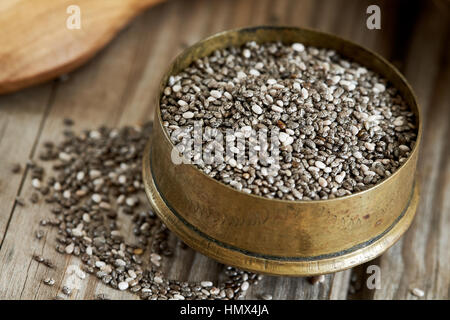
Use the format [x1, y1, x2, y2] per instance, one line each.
[142, 26, 421, 276]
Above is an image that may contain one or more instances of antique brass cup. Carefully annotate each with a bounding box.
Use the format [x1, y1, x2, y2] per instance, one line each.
[143, 26, 421, 276]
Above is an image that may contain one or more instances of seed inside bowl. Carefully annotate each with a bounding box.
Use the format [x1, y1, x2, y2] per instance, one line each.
[160, 41, 417, 200]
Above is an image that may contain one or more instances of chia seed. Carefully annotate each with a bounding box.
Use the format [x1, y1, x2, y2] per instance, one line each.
[29, 121, 261, 300]
[160, 41, 417, 200]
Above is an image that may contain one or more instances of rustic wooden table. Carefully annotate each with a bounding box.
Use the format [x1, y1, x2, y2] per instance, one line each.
[0, 0, 448, 300]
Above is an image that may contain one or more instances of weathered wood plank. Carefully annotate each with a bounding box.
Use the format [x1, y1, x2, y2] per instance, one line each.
[0, 84, 53, 243]
[0, 0, 384, 300]
[373, 45, 449, 299]
[352, 0, 450, 300]
[0, 0, 168, 299]
[0, 85, 56, 299]
[0, 0, 447, 300]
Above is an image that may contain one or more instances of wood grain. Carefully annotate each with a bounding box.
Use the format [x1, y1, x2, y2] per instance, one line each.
[0, 0, 448, 300]
[371, 11, 450, 299]
[0, 84, 54, 245]
[350, 0, 450, 300]
[0, 0, 165, 95]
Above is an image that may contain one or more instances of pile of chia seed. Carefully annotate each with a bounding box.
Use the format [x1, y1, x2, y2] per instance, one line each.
[160, 41, 417, 200]
[27, 121, 265, 300]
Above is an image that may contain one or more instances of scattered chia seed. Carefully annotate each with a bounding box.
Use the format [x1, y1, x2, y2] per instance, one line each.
[32, 254, 55, 268]
[308, 274, 325, 285]
[32, 254, 44, 263]
[11, 163, 21, 174]
[30, 192, 39, 204]
[63, 118, 74, 126]
[261, 293, 273, 300]
[43, 259, 56, 269]
[411, 287, 425, 297]
[96, 293, 110, 300]
[62, 286, 72, 296]
[160, 41, 417, 200]
[28, 121, 261, 300]
[31, 178, 41, 189]
[35, 230, 45, 240]
[43, 278, 55, 286]
[15, 197, 25, 207]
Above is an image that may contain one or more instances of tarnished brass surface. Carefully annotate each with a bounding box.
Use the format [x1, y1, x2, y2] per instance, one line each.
[142, 26, 422, 276]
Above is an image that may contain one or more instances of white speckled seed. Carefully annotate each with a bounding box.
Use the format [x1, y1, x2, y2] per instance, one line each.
[182, 111, 194, 119]
[118, 281, 129, 291]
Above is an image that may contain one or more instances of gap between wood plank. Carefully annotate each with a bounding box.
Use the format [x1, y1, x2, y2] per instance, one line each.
[0, 81, 58, 251]
[351, 1, 449, 299]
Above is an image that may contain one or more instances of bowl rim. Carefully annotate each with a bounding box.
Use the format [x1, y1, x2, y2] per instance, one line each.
[153, 25, 422, 204]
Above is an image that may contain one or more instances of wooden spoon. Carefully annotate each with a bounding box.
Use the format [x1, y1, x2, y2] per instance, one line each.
[0, 0, 165, 94]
